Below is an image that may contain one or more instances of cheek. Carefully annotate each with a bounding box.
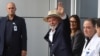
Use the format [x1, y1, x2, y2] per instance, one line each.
[84, 29, 89, 34]
[84, 30, 91, 37]
[70, 23, 74, 27]
[48, 22, 52, 25]
[83, 29, 86, 34]
[88, 30, 95, 36]
[12, 9, 16, 12]
[88, 30, 93, 35]
[8, 10, 12, 13]
[70, 23, 73, 26]
[53, 21, 58, 24]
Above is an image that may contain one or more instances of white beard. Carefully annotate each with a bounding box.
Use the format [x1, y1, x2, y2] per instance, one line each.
[50, 25, 57, 31]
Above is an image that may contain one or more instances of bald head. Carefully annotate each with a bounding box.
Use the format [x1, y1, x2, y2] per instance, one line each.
[6, 2, 16, 16]
[7, 2, 16, 8]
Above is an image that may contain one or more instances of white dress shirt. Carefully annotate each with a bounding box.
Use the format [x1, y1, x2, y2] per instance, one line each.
[49, 30, 55, 42]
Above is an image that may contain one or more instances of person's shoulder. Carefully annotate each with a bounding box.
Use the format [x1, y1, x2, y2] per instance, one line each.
[76, 30, 83, 34]
[0, 17, 1, 22]
[0, 17, 7, 20]
[15, 15, 25, 20]
[16, 15, 24, 19]
[75, 30, 84, 37]
[0, 17, 7, 23]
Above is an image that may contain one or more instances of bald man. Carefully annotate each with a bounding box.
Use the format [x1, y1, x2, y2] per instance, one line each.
[0, 2, 27, 56]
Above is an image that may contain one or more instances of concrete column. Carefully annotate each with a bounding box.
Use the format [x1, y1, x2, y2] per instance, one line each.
[71, 0, 77, 15]
[98, 0, 100, 18]
[50, 0, 57, 10]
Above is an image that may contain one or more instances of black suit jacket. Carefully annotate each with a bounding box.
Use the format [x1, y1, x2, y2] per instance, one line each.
[44, 16, 72, 56]
[0, 15, 27, 56]
[71, 30, 85, 56]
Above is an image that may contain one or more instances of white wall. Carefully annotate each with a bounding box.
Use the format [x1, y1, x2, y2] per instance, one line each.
[0, 0, 57, 56]
[26, 18, 49, 56]
[0, 0, 50, 17]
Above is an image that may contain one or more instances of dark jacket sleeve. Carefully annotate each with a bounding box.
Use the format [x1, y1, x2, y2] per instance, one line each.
[62, 15, 72, 55]
[21, 18, 27, 51]
[63, 15, 71, 48]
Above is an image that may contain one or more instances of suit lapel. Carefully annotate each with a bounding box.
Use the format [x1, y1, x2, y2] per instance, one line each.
[52, 23, 61, 43]
[44, 29, 51, 43]
[44, 21, 61, 43]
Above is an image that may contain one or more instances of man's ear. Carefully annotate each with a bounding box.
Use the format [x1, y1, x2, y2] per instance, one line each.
[15, 8, 17, 11]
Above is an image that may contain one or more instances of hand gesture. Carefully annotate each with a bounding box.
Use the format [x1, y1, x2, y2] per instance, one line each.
[56, 2, 65, 16]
